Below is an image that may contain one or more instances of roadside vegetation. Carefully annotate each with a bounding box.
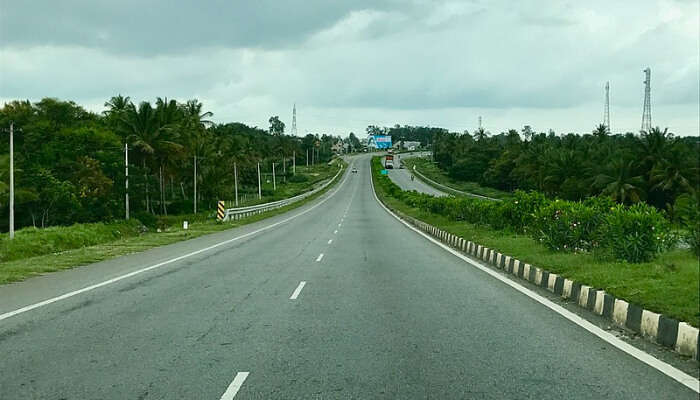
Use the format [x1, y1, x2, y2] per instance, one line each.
[372, 156, 699, 327]
[431, 125, 698, 212]
[0, 161, 344, 284]
[0, 97, 347, 232]
[402, 157, 510, 199]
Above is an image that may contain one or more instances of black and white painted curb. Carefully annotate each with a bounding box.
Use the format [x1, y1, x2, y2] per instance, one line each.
[400, 213, 699, 361]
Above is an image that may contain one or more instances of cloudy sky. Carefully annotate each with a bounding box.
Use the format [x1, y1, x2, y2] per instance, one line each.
[1, 0, 698, 136]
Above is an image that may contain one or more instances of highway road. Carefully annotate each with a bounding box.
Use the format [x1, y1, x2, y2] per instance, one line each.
[0, 154, 696, 399]
[384, 154, 447, 197]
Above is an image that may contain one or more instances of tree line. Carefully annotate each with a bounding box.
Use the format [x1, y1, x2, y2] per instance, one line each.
[431, 124, 699, 215]
[0, 97, 342, 232]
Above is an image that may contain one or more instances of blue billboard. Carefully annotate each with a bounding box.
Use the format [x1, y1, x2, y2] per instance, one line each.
[368, 135, 392, 149]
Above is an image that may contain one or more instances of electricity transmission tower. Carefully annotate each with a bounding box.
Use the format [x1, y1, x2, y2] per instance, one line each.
[603, 81, 610, 133]
[641, 68, 652, 132]
[291, 103, 297, 136]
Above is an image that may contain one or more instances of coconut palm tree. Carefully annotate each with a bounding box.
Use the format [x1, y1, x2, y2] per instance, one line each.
[593, 158, 645, 204]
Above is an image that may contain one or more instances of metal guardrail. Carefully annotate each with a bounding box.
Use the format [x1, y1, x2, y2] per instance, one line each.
[409, 164, 501, 202]
[222, 165, 344, 221]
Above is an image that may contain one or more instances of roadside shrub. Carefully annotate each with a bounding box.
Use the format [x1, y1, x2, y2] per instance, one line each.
[288, 174, 309, 183]
[673, 193, 700, 256]
[532, 199, 602, 252]
[134, 211, 157, 229]
[499, 190, 548, 233]
[600, 203, 675, 262]
[168, 199, 194, 215]
[0, 219, 144, 263]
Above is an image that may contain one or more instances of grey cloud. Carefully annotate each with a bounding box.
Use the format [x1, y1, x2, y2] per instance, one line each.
[0, 0, 697, 136]
[0, 0, 392, 55]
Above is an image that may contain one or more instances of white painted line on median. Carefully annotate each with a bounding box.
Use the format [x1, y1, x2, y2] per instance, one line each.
[316, 253, 324, 262]
[0, 164, 353, 323]
[370, 169, 700, 393]
[333, 230, 338, 234]
[220, 372, 249, 399]
[289, 281, 306, 300]
[328, 239, 333, 244]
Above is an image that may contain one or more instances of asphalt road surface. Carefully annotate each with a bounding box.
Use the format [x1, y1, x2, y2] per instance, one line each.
[384, 155, 447, 197]
[0, 154, 696, 399]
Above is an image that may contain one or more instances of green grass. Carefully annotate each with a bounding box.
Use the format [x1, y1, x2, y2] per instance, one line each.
[403, 157, 511, 199]
[0, 161, 346, 284]
[375, 158, 700, 327]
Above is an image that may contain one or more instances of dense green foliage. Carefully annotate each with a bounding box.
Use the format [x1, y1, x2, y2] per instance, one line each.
[431, 125, 699, 213]
[0, 219, 145, 263]
[366, 124, 447, 147]
[0, 97, 343, 232]
[373, 157, 679, 263]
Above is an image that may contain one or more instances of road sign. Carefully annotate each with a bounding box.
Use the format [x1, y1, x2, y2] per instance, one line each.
[217, 201, 225, 220]
[381, 170, 388, 175]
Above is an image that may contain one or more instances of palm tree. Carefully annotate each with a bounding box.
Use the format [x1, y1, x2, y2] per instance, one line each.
[122, 101, 183, 214]
[181, 99, 213, 210]
[592, 123, 608, 138]
[638, 127, 673, 172]
[153, 98, 185, 214]
[649, 149, 696, 205]
[103, 94, 131, 117]
[593, 158, 645, 204]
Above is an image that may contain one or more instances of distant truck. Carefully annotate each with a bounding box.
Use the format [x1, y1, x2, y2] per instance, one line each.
[385, 154, 394, 169]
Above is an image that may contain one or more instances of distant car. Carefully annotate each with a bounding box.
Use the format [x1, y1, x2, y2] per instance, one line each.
[351, 167, 358, 173]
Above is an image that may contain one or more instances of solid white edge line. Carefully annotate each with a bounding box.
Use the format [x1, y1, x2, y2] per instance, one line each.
[369, 165, 700, 393]
[1, 164, 352, 323]
[220, 371, 250, 399]
[316, 253, 324, 262]
[289, 281, 306, 300]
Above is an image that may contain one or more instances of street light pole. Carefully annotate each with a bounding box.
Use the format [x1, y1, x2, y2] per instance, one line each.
[272, 162, 276, 191]
[234, 162, 238, 206]
[257, 162, 262, 200]
[193, 155, 197, 214]
[125, 143, 129, 220]
[9, 122, 15, 239]
[293, 150, 296, 175]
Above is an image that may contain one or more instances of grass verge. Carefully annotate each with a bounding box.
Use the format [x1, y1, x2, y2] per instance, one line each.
[374, 157, 699, 327]
[0, 161, 346, 284]
[403, 157, 511, 199]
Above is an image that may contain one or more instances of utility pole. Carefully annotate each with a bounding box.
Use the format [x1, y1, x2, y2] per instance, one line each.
[604, 81, 611, 133]
[641, 68, 652, 132]
[125, 143, 129, 220]
[257, 162, 262, 200]
[9, 122, 15, 239]
[234, 162, 239, 206]
[306, 148, 309, 167]
[293, 150, 296, 175]
[272, 162, 276, 191]
[193, 155, 197, 214]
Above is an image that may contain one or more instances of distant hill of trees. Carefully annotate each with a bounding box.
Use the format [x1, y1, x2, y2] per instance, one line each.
[0, 97, 341, 231]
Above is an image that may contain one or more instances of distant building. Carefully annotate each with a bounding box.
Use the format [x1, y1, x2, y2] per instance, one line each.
[394, 140, 421, 151]
[331, 141, 344, 154]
